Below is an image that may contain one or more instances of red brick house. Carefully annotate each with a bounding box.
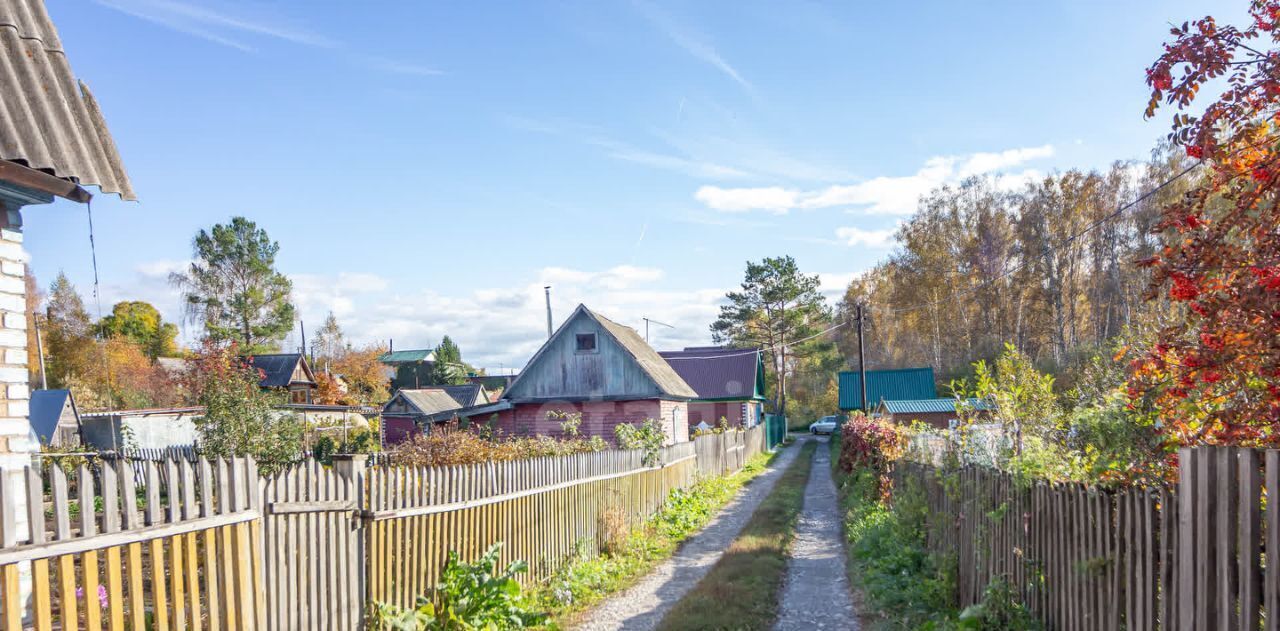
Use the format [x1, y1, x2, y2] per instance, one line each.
[658, 347, 767, 430]
[441, 305, 697, 445]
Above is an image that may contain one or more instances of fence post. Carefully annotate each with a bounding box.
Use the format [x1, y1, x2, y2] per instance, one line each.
[333, 454, 368, 622]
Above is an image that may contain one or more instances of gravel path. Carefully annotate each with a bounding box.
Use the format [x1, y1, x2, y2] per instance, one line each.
[574, 440, 806, 631]
[773, 437, 858, 630]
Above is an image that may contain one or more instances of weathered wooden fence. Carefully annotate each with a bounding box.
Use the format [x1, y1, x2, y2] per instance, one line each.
[693, 425, 767, 476]
[0, 426, 773, 629]
[0, 456, 264, 630]
[893, 446, 1279, 630]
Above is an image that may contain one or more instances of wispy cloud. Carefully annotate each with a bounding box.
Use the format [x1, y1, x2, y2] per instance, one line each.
[96, 0, 442, 77]
[95, 0, 336, 50]
[633, 0, 752, 91]
[503, 115, 748, 179]
[834, 226, 895, 248]
[694, 144, 1055, 215]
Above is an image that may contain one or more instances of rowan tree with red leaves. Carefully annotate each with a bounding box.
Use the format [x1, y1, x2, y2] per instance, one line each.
[1132, 0, 1280, 446]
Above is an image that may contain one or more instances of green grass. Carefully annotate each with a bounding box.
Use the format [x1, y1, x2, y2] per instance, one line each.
[655, 441, 816, 631]
[535, 449, 782, 627]
[829, 437, 1039, 630]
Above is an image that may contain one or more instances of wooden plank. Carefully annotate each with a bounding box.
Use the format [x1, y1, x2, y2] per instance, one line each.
[1238, 449, 1261, 631]
[164, 459, 187, 631]
[77, 465, 104, 631]
[99, 462, 125, 631]
[50, 466, 80, 631]
[28, 467, 53, 631]
[230, 459, 255, 631]
[0, 466, 24, 631]
[145, 463, 171, 631]
[198, 459, 222, 631]
[1196, 447, 1217, 631]
[1264, 451, 1279, 631]
[1217, 447, 1238, 631]
[178, 460, 201, 631]
[215, 460, 237, 631]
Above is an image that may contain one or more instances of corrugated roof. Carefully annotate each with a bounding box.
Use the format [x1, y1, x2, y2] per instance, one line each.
[590, 308, 698, 399]
[379, 349, 435, 364]
[880, 398, 993, 415]
[243, 353, 314, 388]
[0, 0, 135, 199]
[388, 389, 463, 416]
[838, 367, 936, 410]
[29, 388, 72, 443]
[658, 347, 764, 400]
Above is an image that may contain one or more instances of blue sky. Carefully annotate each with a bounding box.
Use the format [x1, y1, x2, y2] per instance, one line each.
[26, 0, 1240, 371]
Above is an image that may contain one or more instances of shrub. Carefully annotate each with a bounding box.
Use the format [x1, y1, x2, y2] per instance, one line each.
[187, 343, 305, 475]
[837, 414, 905, 479]
[370, 543, 546, 630]
[614, 418, 667, 466]
[389, 429, 606, 467]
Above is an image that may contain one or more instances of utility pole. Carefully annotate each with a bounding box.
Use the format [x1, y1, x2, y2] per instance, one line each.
[856, 304, 868, 413]
[642, 317, 674, 343]
[544, 286, 553, 338]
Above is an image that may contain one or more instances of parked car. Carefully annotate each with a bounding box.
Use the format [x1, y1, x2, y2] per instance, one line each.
[809, 415, 842, 435]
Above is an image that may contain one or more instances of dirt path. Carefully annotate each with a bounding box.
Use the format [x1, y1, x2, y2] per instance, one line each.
[772, 436, 859, 629]
[574, 439, 805, 631]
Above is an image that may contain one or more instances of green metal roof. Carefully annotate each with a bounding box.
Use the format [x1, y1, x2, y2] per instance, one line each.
[379, 349, 436, 364]
[838, 367, 936, 410]
[880, 398, 992, 415]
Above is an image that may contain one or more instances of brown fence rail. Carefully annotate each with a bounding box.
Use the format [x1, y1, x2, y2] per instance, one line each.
[0, 425, 771, 630]
[0, 456, 263, 630]
[892, 446, 1279, 631]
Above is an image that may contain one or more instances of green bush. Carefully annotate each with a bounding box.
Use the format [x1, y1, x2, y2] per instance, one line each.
[370, 543, 546, 630]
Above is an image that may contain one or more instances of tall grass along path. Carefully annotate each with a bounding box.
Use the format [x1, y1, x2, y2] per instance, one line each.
[575, 440, 807, 631]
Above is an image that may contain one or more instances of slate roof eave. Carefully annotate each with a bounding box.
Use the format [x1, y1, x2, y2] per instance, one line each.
[0, 0, 135, 199]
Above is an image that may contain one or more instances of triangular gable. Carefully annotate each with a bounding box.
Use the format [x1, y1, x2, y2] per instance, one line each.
[293, 355, 316, 385]
[504, 304, 696, 401]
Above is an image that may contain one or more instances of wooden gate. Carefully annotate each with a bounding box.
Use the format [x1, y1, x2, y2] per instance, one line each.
[261, 458, 363, 631]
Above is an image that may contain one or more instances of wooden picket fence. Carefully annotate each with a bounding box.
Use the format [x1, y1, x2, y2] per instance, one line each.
[692, 426, 766, 477]
[0, 456, 264, 630]
[0, 425, 769, 630]
[893, 446, 1279, 630]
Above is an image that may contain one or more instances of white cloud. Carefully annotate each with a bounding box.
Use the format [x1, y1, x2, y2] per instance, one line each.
[121, 260, 721, 372]
[694, 144, 1055, 215]
[94, 0, 336, 50]
[695, 186, 798, 213]
[834, 226, 895, 248]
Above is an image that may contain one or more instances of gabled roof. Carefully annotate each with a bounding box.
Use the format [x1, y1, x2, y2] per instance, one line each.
[29, 389, 75, 443]
[0, 0, 135, 199]
[879, 398, 993, 415]
[244, 353, 316, 388]
[505, 304, 697, 400]
[384, 389, 464, 416]
[658, 347, 765, 401]
[838, 367, 936, 410]
[437, 383, 487, 407]
[379, 349, 436, 364]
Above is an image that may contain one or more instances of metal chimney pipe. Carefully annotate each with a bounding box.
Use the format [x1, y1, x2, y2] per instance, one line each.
[544, 286, 553, 338]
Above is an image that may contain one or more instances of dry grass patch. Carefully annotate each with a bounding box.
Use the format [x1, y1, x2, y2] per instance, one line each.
[655, 441, 816, 631]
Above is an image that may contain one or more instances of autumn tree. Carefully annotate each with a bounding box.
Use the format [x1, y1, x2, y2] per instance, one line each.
[43, 272, 95, 389]
[312, 311, 344, 371]
[185, 342, 304, 474]
[1131, 1, 1280, 446]
[96, 301, 179, 359]
[332, 344, 391, 404]
[711, 256, 830, 417]
[172, 217, 296, 353]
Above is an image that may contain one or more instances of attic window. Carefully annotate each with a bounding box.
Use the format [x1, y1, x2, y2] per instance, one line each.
[575, 333, 598, 353]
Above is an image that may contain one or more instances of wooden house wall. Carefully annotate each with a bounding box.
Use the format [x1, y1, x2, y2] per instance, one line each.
[507, 313, 663, 401]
